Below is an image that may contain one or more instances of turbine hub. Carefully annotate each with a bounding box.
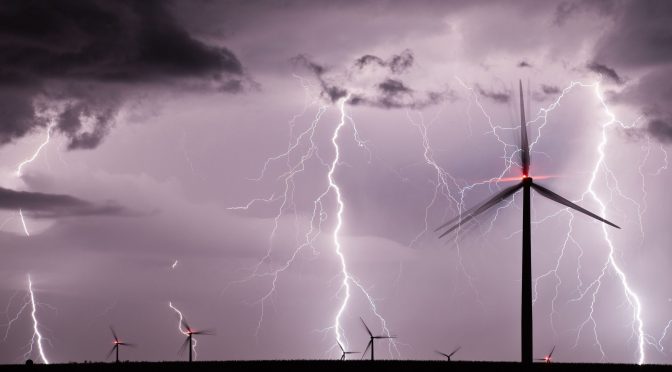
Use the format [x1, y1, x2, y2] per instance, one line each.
[522, 176, 533, 185]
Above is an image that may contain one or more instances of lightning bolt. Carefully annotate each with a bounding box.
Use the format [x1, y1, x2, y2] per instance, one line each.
[18, 209, 30, 237]
[168, 301, 197, 359]
[16, 122, 56, 178]
[10, 121, 57, 236]
[226, 76, 398, 357]
[26, 275, 49, 364]
[1, 275, 51, 364]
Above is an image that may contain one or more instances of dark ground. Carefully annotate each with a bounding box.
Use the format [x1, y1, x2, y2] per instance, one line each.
[2, 360, 671, 371]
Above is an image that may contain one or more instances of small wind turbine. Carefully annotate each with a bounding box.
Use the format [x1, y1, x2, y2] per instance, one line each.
[536, 345, 556, 363]
[360, 317, 396, 361]
[106, 326, 134, 363]
[435, 346, 461, 361]
[337, 341, 359, 360]
[178, 317, 214, 362]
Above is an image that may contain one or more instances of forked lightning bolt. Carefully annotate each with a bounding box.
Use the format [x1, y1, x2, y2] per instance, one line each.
[1, 275, 51, 364]
[227, 76, 398, 357]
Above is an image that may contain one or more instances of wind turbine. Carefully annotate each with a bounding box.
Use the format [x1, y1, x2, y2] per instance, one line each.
[178, 317, 214, 362]
[106, 326, 134, 363]
[435, 346, 461, 361]
[536, 345, 556, 363]
[436, 80, 620, 364]
[337, 341, 359, 361]
[360, 317, 396, 361]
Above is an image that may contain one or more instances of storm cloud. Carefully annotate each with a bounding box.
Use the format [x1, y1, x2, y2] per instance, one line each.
[0, 0, 246, 149]
[591, 0, 672, 142]
[294, 52, 452, 109]
[0, 187, 128, 218]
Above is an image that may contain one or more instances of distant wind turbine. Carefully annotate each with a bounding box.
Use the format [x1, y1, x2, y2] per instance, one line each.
[107, 326, 134, 363]
[360, 317, 396, 361]
[337, 341, 359, 361]
[436, 80, 620, 364]
[178, 317, 214, 362]
[435, 346, 461, 361]
[536, 345, 556, 363]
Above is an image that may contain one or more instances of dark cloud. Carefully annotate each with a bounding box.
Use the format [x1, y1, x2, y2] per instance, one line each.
[475, 84, 511, 104]
[591, 1, 672, 143]
[554, 0, 619, 26]
[541, 84, 561, 95]
[518, 61, 532, 68]
[355, 49, 415, 74]
[0, 187, 129, 218]
[611, 66, 672, 142]
[593, 1, 672, 69]
[0, 0, 246, 149]
[647, 118, 672, 143]
[587, 62, 623, 85]
[294, 52, 452, 109]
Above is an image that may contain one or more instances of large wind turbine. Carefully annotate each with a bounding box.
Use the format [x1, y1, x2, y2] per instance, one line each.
[436, 80, 620, 364]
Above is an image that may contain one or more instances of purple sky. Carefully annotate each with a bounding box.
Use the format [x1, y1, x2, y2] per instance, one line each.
[1, 0, 672, 365]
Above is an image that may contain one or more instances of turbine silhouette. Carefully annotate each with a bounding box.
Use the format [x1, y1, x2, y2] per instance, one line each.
[536, 345, 556, 363]
[435, 346, 461, 361]
[337, 341, 359, 361]
[106, 326, 134, 363]
[177, 317, 214, 362]
[436, 80, 620, 364]
[360, 317, 396, 361]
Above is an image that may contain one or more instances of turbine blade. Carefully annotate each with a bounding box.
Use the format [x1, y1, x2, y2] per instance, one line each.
[109, 326, 118, 342]
[362, 341, 372, 359]
[338, 341, 344, 353]
[449, 346, 461, 357]
[119, 342, 136, 348]
[435, 350, 449, 358]
[531, 183, 620, 229]
[178, 338, 190, 355]
[436, 183, 523, 237]
[105, 345, 116, 360]
[549, 345, 556, 358]
[192, 328, 215, 336]
[520, 79, 530, 176]
[360, 317, 373, 337]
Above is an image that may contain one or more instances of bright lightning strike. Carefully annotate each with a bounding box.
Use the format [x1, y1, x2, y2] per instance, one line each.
[227, 77, 398, 358]
[15, 122, 56, 178]
[168, 301, 197, 359]
[19, 209, 30, 237]
[2, 276, 51, 364]
[27, 275, 49, 364]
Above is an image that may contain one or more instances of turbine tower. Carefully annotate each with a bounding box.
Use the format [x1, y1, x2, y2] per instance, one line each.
[178, 317, 214, 362]
[435, 346, 461, 361]
[360, 317, 396, 361]
[337, 341, 359, 361]
[436, 80, 620, 364]
[107, 326, 134, 363]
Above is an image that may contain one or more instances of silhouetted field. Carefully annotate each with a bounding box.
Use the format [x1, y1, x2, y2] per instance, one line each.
[2, 360, 671, 371]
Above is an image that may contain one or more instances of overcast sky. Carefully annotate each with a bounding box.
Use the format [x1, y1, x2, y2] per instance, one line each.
[1, 0, 671, 365]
